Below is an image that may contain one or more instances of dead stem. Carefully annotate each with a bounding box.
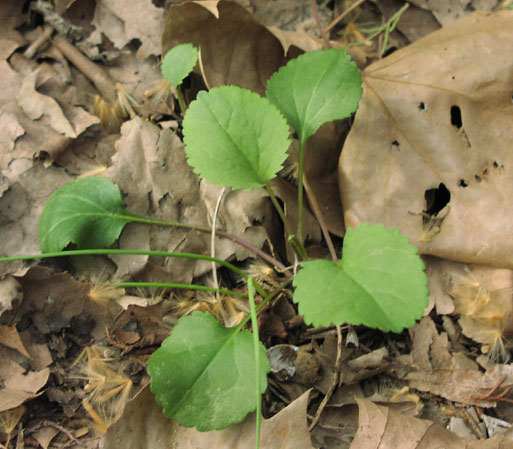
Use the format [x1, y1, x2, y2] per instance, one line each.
[325, 0, 367, 32]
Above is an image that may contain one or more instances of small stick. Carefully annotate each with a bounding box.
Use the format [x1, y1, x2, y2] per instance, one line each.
[308, 0, 331, 48]
[24, 25, 54, 59]
[325, 0, 366, 32]
[302, 175, 337, 262]
[51, 35, 117, 104]
[42, 421, 84, 447]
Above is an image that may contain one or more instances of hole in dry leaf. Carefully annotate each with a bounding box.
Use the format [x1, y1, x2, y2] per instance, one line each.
[475, 175, 482, 182]
[418, 102, 427, 111]
[493, 161, 499, 168]
[452, 76, 456, 80]
[457, 179, 468, 188]
[450, 105, 462, 128]
[391, 140, 400, 150]
[510, 94, 513, 104]
[383, 47, 397, 57]
[424, 183, 450, 216]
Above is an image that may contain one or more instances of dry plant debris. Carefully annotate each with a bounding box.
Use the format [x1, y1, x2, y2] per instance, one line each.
[1, 0, 513, 448]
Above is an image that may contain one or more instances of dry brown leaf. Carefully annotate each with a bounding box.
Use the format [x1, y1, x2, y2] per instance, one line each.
[162, 0, 288, 95]
[103, 386, 315, 449]
[304, 120, 349, 237]
[377, 0, 441, 43]
[0, 325, 30, 359]
[403, 317, 513, 407]
[408, 0, 499, 26]
[90, 0, 165, 61]
[0, 58, 70, 173]
[446, 264, 513, 360]
[9, 267, 109, 340]
[32, 427, 59, 449]
[0, 277, 22, 318]
[0, 112, 24, 158]
[407, 363, 513, 408]
[422, 256, 456, 315]
[0, 164, 73, 278]
[252, 0, 331, 34]
[0, 349, 50, 412]
[17, 69, 77, 138]
[350, 398, 513, 449]
[104, 117, 270, 282]
[340, 11, 513, 269]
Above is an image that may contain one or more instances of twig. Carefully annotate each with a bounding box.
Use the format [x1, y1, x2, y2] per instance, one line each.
[23, 25, 54, 59]
[43, 420, 84, 448]
[471, 375, 513, 404]
[51, 35, 117, 104]
[308, 0, 331, 48]
[309, 324, 343, 430]
[302, 175, 337, 262]
[325, 0, 366, 32]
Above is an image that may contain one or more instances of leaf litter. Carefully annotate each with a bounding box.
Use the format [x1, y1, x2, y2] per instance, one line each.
[1, 0, 513, 448]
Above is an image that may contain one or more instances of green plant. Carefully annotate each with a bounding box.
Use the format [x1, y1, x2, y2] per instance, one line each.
[161, 43, 199, 112]
[0, 46, 429, 446]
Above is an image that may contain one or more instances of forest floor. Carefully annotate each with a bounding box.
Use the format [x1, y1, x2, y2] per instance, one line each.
[1, 0, 513, 448]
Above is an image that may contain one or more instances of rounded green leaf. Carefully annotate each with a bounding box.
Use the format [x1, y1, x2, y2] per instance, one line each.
[39, 177, 135, 253]
[161, 43, 198, 87]
[182, 85, 291, 189]
[266, 48, 362, 144]
[147, 311, 270, 431]
[293, 223, 428, 333]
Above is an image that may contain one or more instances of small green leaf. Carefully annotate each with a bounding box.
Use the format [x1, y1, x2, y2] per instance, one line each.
[183, 86, 290, 189]
[266, 48, 362, 144]
[39, 177, 136, 253]
[147, 311, 270, 431]
[293, 223, 428, 333]
[161, 43, 198, 87]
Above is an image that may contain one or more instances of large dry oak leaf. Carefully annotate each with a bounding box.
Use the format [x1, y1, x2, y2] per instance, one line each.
[339, 11, 513, 269]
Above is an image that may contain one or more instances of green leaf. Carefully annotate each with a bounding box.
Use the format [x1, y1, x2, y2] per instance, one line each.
[39, 177, 136, 253]
[293, 223, 428, 333]
[161, 43, 199, 87]
[182, 86, 291, 190]
[147, 311, 270, 431]
[266, 48, 362, 144]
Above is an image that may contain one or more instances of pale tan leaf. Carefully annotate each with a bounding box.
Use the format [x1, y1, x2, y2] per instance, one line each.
[17, 69, 76, 138]
[0, 325, 31, 359]
[33, 426, 59, 449]
[340, 11, 513, 269]
[0, 112, 24, 153]
[90, 0, 165, 60]
[103, 386, 315, 449]
[408, 0, 498, 26]
[406, 365, 513, 407]
[0, 349, 49, 412]
[350, 398, 513, 449]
